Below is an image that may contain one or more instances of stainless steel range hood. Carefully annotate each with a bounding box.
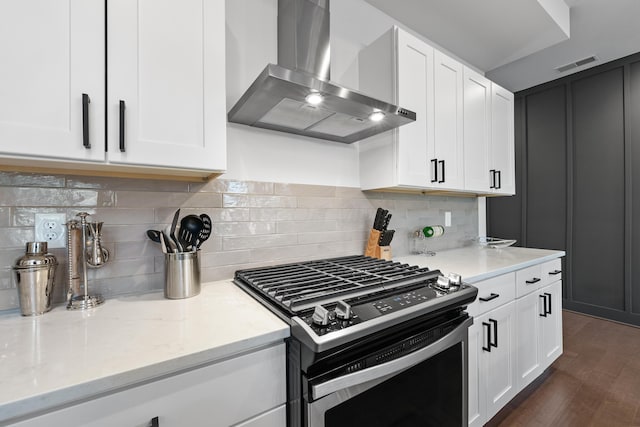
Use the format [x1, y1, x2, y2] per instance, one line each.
[227, 0, 416, 144]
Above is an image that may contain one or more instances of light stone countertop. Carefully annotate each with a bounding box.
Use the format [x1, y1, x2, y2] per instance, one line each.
[0, 246, 564, 424]
[0, 280, 289, 425]
[395, 246, 565, 284]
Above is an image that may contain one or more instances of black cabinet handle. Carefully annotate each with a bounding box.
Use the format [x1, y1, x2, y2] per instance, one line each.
[489, 318, 498, 348]
[150, 416, 159, 427]
[430, 159, 438, 183]
[479, 293, 500, 302]
[549, 270, 562, 276]
[82, 93, 90, 149]
[539, 294, 548, 317]
[438, 160, 445, 183]
[489, 169, 496, 189]
[119, 100, 126, 152]
[482, 321, 492, 352]
[526, 277, 541, 284]
[545, 292, 552, 315]
[496, 170, 502, 189]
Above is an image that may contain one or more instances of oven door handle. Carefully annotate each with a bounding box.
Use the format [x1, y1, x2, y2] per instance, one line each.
[310, 316, 473, 400]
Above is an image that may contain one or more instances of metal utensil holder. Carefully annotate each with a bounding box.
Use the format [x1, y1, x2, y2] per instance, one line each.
[66, 212, 107, 310]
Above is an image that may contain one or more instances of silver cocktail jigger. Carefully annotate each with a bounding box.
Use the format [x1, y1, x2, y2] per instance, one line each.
[86, 221, 109, 268]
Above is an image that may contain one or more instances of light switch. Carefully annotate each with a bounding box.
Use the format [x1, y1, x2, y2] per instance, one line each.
[445, 211, 451, 227]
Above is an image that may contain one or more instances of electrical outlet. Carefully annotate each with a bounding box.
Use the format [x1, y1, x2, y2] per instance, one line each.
[35, 213, 67, 248]
[445, 211, 452, 227]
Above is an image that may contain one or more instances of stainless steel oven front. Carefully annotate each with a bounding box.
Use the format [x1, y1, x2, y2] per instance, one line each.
[294, 311, 472, 427]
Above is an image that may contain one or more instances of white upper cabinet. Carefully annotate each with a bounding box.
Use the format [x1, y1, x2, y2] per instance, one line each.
[0, 0, 226, 179]
[463, 67, 492, 193]
[0, 0, 105, 162]
[490, 84, 515, 195]
[107, 0, 226, 172]
[431, 50, 464, 190]
[358, 27, 434, 190]
[358, 26, 514, 196]
[395, 30, 434, 187]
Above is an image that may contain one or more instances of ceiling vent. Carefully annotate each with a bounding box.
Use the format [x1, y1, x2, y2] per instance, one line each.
[555, 55, 598, 73]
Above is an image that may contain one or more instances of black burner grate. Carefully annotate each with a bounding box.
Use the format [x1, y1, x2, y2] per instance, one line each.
[234, 255, 437, 314]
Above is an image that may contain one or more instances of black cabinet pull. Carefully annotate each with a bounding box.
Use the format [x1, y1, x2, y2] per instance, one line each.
[526, 277, 541, 284]
[539, 294, 548, 317]
[82, 93, 90, 149]
[430, 159, 438, 183]
[496, 170, 502, 189]
[479, 293, 500, 302]
[489, 169, 496, 189]
[438, 160, 445, 183]
[545, 292, 552, 315]
[482, 321, 492, 352]
[489, 318, 498, 348]
[119, 100, 126, 152]
[549, 270, 562, 276]
[150, 416, 159, 427]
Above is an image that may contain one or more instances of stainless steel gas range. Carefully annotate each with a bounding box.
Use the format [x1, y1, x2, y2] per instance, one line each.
[234, 255, 478, 427]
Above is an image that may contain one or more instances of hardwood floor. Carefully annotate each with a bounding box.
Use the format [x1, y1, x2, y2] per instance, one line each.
[487, 310, 640, 427]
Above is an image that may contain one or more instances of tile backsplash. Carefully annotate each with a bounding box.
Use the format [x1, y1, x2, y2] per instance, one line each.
[0, 172, 478, 311]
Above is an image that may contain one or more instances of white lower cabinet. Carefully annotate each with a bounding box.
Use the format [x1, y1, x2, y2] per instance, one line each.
[476, 301, 518, 422]
[12, 344, 285, 427]
[468, 257, 563, 426]
[539, 281, 563, 367]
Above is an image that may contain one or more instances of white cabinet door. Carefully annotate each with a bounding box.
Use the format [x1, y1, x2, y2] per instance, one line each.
[490, 84, 515, 195]
[0, 0, 105, 162]
[479, 300, 517, 420]
[515, 291, 543, 389]
[467, 320, 485, 427]
[396, 30, 434, 187]
[539, 281, 563, 367]
[431, 51, 464, 190]
[13, 344, 286, 427]
[107, 0, 226, 172]
[463, 67, 491, 193]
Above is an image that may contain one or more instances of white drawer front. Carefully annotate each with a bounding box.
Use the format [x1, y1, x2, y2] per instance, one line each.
[540, 258, 562, 287]
[467, 272, 515, 318]
[515, 264, 543, 297]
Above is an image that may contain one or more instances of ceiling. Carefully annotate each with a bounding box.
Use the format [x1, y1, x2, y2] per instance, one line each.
[363, 0, 640, 92]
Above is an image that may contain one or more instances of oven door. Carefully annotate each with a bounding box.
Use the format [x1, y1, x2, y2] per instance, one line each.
[305, 316, 472, 427]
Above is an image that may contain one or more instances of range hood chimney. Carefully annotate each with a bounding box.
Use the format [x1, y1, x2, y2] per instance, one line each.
[227, 0, 416, 144]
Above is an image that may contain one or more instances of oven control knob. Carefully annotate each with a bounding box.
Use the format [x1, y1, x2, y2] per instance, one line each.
[312, 305, 331, 326]
[335, 300, 352, 320]
[437, 275, 451, 289]
[447, 273, 462, 286]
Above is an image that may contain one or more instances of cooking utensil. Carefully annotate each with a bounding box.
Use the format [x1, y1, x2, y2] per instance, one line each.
[197, 214, 212, 248]
[179, 215, 204, 251]
[146, 229, 162, 243]
[170, 209, 182, 252]
[159, 232, 168, 254]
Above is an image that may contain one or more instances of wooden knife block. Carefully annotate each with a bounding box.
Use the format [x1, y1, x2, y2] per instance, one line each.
[364, 229, 392, 260]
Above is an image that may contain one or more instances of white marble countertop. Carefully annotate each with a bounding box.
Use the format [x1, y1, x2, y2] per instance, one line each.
[395, 246, 565, 284]
[0, 280, 289, 425]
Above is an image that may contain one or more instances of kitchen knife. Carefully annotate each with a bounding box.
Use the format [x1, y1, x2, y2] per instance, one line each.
[373, 208, 384, 230]
[380, 229, 395, 246]
[381, 213, 392, 231]
[170, 209, 182, 252]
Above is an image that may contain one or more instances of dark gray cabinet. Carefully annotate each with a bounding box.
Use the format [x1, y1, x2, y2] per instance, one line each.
[572, 68, 625, 311]
[525, 85, 566, 251]
[631, 60, 640, 315]
[489, 52, 640, 326]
